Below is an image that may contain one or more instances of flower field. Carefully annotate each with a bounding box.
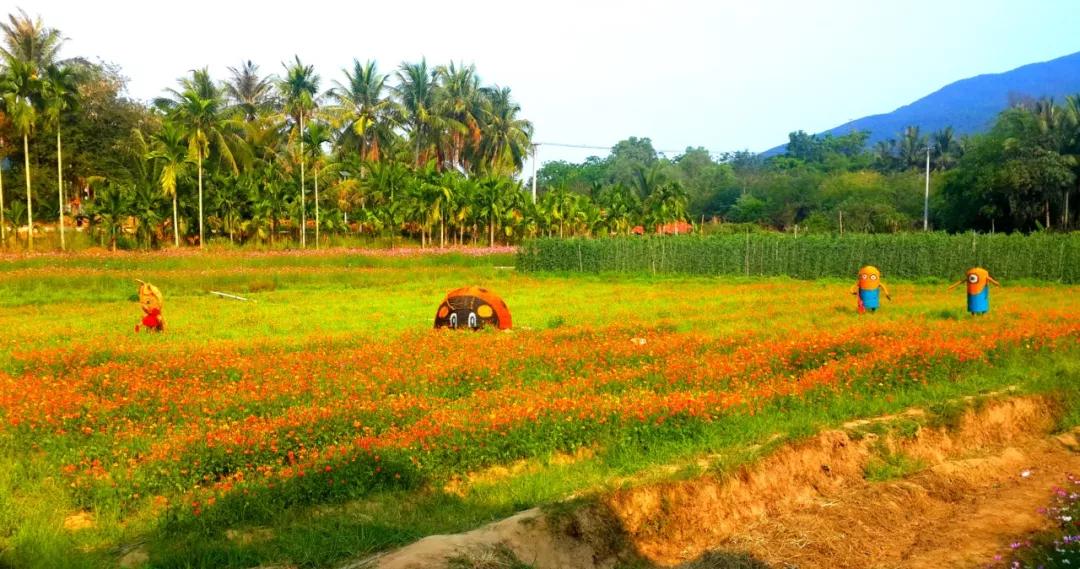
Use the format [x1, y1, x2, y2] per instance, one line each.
[0, 249, 1078, 568]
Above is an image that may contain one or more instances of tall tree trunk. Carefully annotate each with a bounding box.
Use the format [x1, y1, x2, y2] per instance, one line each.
[0, 157, 5, 247]
[439, 216, 445, 248]
[1046, 200, 1051, 230]
[57, 129, 65, 251]
[414, 131, 421, 168]
[300, 110, 306, 248]
[1064, 189, 1071, 230]
[197, 147, 204, 249]
[314, 164, 320, 249]
[172, 193, 180, 248]
[24, 134, 32, 252]
[489, 215, 495, 247]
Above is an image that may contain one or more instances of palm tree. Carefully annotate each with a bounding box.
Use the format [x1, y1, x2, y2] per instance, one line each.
[302, 118, 332, 248]
[435, 62, 480, 171]
[87, 183, 129, 251]
[930, 127, 961, 170]
[394, 59, 439, 167]
[329, 59, 395, 164]
[224, 61, 274, 122]
[476, 175, 514, 246]
[148, 121, 190, 247]
[1062, 95, 1080, 229]
[155, 68, 239, 248]
[41, 63, 78, 250]
[478, 86, 533, 176]
[898, 126, 927, 170]
[0, 100, 8, 246]
[277, 56, 320, 247]
[0, 10, 64, 250]
[1, 59, 39, 251]
[0, 9, 63, 69]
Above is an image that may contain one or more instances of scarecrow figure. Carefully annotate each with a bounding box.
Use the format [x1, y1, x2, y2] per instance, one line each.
[948, 267, 1001, 315]
[850, 265, 891, 313]
[135, 279, 165, 332]
[434, 287, 512, 330]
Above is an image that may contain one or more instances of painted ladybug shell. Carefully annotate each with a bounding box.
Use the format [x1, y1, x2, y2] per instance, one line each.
[434, 287, 511, 330]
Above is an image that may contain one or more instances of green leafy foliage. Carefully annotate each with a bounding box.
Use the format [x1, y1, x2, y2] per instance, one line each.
[518, 233, 1080, 282]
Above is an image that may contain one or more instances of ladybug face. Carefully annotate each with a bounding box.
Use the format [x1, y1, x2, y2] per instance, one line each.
[434, 289, 509, 331]
[439, 304, 487, 330]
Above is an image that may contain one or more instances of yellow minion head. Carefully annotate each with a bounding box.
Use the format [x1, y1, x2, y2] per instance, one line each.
[965, 267, 990, 295]
[137, 280, 163, 314]
[857, 266, 882, 291]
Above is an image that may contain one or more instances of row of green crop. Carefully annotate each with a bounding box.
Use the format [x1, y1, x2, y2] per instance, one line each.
[516, 233, 1080, 282]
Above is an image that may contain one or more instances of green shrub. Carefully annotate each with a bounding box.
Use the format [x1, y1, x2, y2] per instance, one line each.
[517, 233, 1080, 282]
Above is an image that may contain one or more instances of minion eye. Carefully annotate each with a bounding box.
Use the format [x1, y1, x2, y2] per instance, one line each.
[968, 274, 979, 283]
[860, 274, 868, 280]
[468, 312, 478, 329]
[870, 274, 878, 281]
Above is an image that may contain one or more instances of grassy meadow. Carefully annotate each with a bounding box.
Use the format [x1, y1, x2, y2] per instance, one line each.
[0, 248, 1078, 568]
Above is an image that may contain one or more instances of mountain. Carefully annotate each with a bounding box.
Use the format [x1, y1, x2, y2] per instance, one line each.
[763, 50, 1080, 155]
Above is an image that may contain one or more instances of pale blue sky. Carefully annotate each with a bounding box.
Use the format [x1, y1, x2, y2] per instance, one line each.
[17, 0, 1080, 165]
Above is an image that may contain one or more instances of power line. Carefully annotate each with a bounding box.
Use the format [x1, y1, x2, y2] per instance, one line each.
[534, 141, 726, 156]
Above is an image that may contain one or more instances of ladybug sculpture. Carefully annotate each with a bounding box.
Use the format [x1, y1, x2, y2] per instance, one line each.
[434, 287, 511, 330]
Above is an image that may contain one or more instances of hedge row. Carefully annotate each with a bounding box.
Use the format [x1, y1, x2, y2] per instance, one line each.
[516, 233, 1080, 282]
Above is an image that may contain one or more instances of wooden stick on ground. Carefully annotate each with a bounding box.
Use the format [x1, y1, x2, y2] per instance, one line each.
[210, 291, 253, 302]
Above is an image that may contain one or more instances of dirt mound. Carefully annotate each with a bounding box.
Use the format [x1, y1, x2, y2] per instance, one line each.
[355, 397, 1077, 569]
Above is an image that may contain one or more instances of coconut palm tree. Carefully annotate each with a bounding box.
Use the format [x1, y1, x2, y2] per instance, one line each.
[329, 59, 396, 164]
[1, 59, 39, 250]
[898, 126, 927, 170]
[155, 68, 239, 248]
[394, 59, 439, 167]
[148, 121, 190, 247]
[930, 127, 961, 171]
[224, 60, 274, 122]
[277, 56, 320, 247]
[41, 62, 78, 250]
[435, 62, 480, 171]
[479, 86, 533, 176]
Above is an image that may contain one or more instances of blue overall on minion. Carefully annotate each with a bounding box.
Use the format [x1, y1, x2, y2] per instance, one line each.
[859, 288, 881, 310]
[968, 286, 990, 314]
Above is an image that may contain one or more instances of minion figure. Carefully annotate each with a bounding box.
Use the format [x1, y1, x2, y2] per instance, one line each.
[948, 267, 1001, 315]
[850, 265, 891, 313]
[135, 279, 165, 332]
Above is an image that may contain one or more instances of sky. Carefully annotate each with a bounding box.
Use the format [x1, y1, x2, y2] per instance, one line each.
[14, 0, 1080, 166]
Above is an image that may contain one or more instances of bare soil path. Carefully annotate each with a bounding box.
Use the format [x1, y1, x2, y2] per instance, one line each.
[352, 397, 1078, 569]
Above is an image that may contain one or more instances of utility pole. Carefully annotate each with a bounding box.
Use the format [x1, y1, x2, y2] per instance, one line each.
[924, 145, 931, 231]
[530, 143, 538, 203]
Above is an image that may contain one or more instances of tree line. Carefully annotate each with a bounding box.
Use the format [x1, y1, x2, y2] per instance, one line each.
[1, 9, 1076, 253]
[0, 10, 550, 251]
[538, 107, 1079, 236]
